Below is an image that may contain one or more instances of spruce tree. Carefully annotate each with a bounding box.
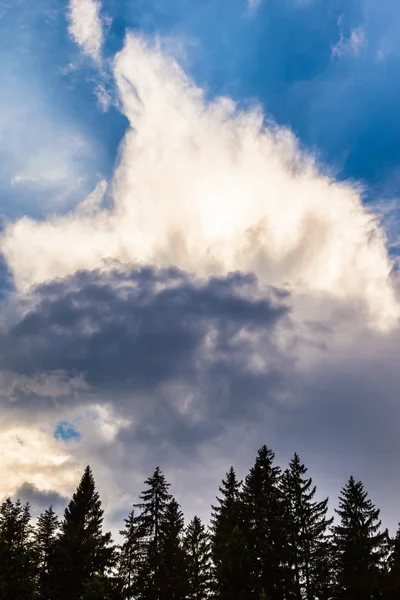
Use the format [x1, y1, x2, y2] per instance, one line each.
[34, 505, 59, 600]
[0, 498, 37, 600]
[332, 476, 386, 600]
[241, 445, 290, 600]
[51, 466, 115, 600]
[381, 525, 400, 599]
[183, 515, 212, 600]
[210, 466, 251, 600]
[119, 508, 140, 600]
[281, 453, 334, 600]
[158, 499, 188, 600]
[133, 467, 172, 600]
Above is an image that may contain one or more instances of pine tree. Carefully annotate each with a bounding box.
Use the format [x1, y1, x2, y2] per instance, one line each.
[0, 498, 37, 600]
[183, 515, 212, 600]
[133, 467, 172, 600]
[381, 524, 400, 599]
[34, 505, 59, 600]
[51, 466, 116, 600]
[332, 476, 386, 600]
[119, 508, 140, 600]
[241, 445, 290, 600]
[210, 466, 251, 600]
[158, 499, 188, 600]
[281, 453, 334, 600]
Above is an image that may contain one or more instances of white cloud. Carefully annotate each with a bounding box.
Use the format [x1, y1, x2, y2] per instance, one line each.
[1, 34, 397, 330]
[67, 0, 104, 61]
[332, 25, 367, 58]
[0, 420, 81, 501]
[95, 83, 112, 111]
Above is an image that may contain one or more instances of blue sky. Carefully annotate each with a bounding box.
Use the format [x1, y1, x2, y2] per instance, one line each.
[2, 0, 400, 533]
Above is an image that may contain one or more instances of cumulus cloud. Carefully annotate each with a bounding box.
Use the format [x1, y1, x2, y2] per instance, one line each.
[67, 0, 104, 61]
[1, 34, 396, 330]
[3, 27, 400, 532]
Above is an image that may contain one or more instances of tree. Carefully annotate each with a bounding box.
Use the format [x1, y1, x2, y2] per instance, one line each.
[158, 499, 188, 600]
[210, 466, 251, 600]
[281, 453, 334, 600]
[183, 515, 212, 600]
[133, 467, 172, 600]
[0, 498, 37, 600]
[34, 505, 59, 600]
[51, 466, 116, 600]
[119, 508, 140, 600]
[241, 445, 290, 600]
[332, 476, 386, 600]
[381, 524, 400, 599]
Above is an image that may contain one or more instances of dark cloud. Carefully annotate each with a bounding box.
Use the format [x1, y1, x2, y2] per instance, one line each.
[0, 266, 294, 446]
[0, 265, 290, 394]
[14, 482, 68, 515]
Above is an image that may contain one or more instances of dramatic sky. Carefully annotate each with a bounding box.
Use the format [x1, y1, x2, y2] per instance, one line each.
[1, 0, 400, 533]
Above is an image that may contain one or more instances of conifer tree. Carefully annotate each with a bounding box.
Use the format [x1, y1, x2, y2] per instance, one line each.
[133, 467, 172, 600]
[51, 466, 115, 600]
[158, 499, 188, 600]
[332, 476, 386, 600]
[119, 508, 140, 600]
[34, 505, 59, 600]
[183, 515, 212, 600]
[241, 445, 290, 600]
[380, 524, 400, 599]
[281, 453, 334, 600]
[210, 466, 251, 600]
[0, 498, 37, 600]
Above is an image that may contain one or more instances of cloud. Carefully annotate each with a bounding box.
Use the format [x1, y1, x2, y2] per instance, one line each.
[0, 420, 81, 503]
[15, 482, 68, 514]
[1, 34, 397, 330]
[67, 0, 104, 61]
[0, 267, 289, 411]
[0, 371, 90, 402]
[332, 23, 367, 58]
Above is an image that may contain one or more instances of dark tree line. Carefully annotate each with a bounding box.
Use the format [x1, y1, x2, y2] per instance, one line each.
[1, 447, 400, 600]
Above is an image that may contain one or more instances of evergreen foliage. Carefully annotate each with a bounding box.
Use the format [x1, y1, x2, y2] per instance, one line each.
[51, 465, 115, 600]
[0, 498, 37, 600]
[332, 476, 386, 600]
[132, 466, 172, 600]
[119, 508, 140, 600]
[210, 466, 250, 599]
[34, 505, 59, 600]
[240, 445, 290, 600]
[2, 447, 400, 600]
[183, 515, 212, 600]
[158, 499, 188, 600]
[281, 453, 334, 600]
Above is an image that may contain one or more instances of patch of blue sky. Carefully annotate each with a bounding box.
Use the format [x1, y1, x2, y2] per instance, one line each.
[54, 420, 81, 442]
[0, 0, 127, 219]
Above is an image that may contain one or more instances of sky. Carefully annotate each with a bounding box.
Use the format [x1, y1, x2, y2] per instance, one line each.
[1, 0, 400, 534]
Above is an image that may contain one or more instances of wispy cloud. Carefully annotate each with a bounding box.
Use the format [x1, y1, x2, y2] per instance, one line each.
[247, 0, 263, 13]
[67, 0, 104, 61]
[332, 20, 367, 58]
